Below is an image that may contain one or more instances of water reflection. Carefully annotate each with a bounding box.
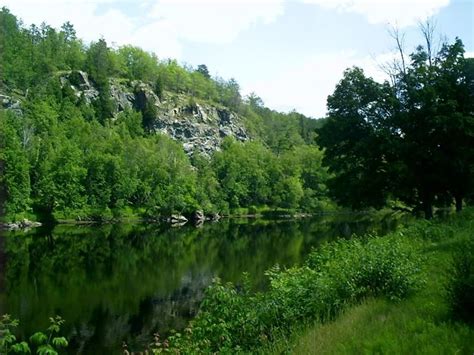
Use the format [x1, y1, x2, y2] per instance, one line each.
[0, 214, 404, 353]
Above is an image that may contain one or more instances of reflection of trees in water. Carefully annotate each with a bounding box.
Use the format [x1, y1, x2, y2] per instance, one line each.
[1, 214, 405, 353]
[0, 236, 6, 312]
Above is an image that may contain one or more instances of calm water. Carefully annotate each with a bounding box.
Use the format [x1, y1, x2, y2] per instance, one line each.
[0, 214, 404, 353]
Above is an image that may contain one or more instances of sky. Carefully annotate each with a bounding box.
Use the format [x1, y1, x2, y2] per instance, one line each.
[1, 0, 473, 117]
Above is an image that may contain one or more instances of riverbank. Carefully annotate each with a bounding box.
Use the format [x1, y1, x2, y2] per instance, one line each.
[146, 208, 474, 353]
[267, 209, 474, 354]
[1, 204, 337, 230]
[2, 213, 401, 353]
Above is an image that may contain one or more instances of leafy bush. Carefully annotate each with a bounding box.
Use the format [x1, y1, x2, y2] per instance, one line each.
[0, 315, 68, 355]
[446, 239, 474, 324]
[150, 233, 422, 353]
[306, 236, 423, 301]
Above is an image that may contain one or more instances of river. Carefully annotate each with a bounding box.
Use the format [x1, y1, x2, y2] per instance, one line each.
[0, 213, 405, 353]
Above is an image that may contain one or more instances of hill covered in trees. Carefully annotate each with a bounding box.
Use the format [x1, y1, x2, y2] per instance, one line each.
[1, 8, 472, 224]
[0, 7, 328, 223]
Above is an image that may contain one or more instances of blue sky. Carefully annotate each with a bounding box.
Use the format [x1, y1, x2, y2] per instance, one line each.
[2, 0, 473, 117]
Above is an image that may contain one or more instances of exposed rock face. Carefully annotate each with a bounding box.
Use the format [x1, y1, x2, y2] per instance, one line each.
[55, 71, 251, 156]
[153, 97, 249, 156]
[0, 93, 22, 115]
[109, 80, 134, 112]
[60, 70, 99, 104]
[192, 210, 205, 222]
[0, 219, 42, 231]
[131, 81, 161, 110]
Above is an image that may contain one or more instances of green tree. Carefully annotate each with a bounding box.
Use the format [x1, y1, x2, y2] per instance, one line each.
[0, 111, 31, 220]
[318, 67, 396, 210]
[85, 38, 115, 122]
[34, 138, 86, 215]
[319, 35, 474, 218]
[196, 64, 211, 79]
[116, 45, 158, 82]
[212, 139, 273, 208]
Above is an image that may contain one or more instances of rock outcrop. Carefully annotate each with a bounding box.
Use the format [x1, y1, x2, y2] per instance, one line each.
[153, 96, 249, 156]
[0, 93, 22, 115]
[60, 70, 99, 104]
[3, 71, 249, 156]
[0, 219, 42, 231]
[58, 71, 249, 156]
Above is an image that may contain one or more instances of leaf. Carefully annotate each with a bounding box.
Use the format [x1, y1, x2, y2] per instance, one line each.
[47, 324, 60, 333]
[37, 344, 58, 355]
[2, 333, 17, 344]
[52, 337, 68, 348]
[29, 332, 48, 345]
[11, 341, 31, 354]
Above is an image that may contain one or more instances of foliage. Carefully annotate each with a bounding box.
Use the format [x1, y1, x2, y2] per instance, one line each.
[306, 236, 422, 302]
[0, 111, 31, 220]
[446, 239, 474, 324]
[317, 33, 474, 218]
[276, 209, 474, 355]
[0, 315, 67, 355]
[0, 8, 330, 221]
[150, 230, 422, 353]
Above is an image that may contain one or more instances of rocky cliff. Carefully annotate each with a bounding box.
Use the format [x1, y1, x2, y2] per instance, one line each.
[1, 71, 249, 156]
[63, 71, 250, 156]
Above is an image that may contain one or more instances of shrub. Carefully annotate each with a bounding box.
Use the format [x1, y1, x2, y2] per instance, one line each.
[151, 233, 423, 353]
[0, 315, 68, 355]
[306, 235, 423, 301]
[446, 239, 474, 324]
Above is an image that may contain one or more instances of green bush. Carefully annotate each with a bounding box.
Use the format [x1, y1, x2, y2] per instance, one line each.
[151, 233, 423, 353]
[306, 236, 423, 301]
[0, 315, 68, 355]
[248, 205, 258, 215]
[446, 239, 474, 324]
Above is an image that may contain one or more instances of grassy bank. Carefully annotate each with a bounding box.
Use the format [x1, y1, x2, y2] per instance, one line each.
[142, 208, 474, 354]
[269, 209, 474, 354]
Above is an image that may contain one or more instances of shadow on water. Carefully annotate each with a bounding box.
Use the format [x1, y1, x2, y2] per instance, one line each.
[0, 213, 407, 353]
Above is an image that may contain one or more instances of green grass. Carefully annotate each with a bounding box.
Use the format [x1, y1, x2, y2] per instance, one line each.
[268, 210, 474, 355]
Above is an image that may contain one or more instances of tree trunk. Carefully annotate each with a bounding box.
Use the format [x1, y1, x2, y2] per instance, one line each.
[421, 193, 433, 219]
[423, 201, 433, 219]
[455, 195, 463, 213]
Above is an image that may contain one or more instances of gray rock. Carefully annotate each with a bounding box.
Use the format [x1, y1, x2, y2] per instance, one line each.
[151, 94, 249, 157]
[0, 219, 42, 230]
[59, 72, 249, 156]
[168, 214, 188, 224]
[131, 81, 160, 111]
[0, 223, 19, 230]
[192, 210, 205, 222]
[19, 219, 42, 228]
[0, 93, 22, 115]
[110, 81, 134, 112]
[60, 71, 99, 104]
[207, 212, 221, 221]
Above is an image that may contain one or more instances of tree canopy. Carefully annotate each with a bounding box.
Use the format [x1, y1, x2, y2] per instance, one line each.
[318, 34, 474, 218]
[0, 8, 329, 222]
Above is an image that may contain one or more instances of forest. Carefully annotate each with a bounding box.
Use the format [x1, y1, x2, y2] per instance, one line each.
[1, 8, 473, 223]
[0, 6, 473, 355]
[0, 7, 328, 224]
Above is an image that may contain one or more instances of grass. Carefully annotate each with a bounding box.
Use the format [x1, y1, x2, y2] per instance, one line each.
[267, 209, 474, 355]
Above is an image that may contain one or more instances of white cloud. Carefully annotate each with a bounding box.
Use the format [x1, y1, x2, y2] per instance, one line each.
[301, 0, 450, 27]
[1, 0, 285, 59]
[2, 0, 458, 117]
[150, 0, 284, 44]
[242, 51, 394, 118]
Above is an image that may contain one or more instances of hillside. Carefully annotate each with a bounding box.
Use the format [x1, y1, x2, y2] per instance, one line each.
[0, 8, 330, 224]
[4, 69, 251, 157]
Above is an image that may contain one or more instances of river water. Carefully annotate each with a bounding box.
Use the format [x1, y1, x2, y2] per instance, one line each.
[0, 214, 405, 353]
